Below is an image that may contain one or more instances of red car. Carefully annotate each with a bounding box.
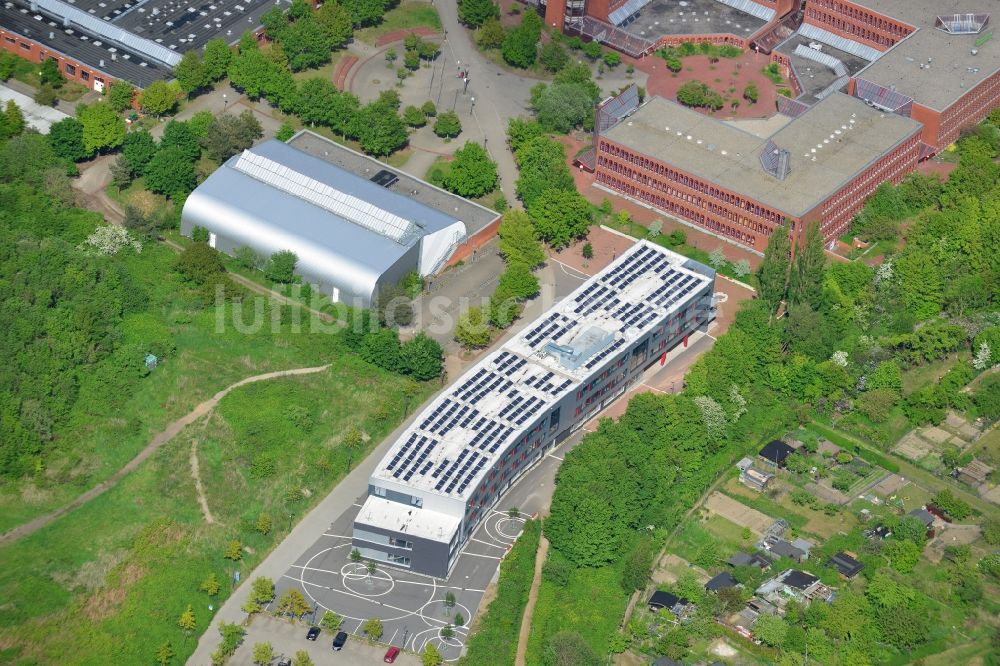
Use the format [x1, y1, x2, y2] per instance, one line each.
[383, 646, 400, 663]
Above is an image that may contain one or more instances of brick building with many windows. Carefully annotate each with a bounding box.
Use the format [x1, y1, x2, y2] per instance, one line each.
[795, 0, 1000, 152]
[594, 93, 922, 252]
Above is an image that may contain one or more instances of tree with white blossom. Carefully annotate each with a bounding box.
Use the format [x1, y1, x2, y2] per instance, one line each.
[973, 342, 993, 370]
[831, 351, 849, 367]
[82, 225, 142, 255]
[728, 384, 747, 420]
[693, 395, 728, 441]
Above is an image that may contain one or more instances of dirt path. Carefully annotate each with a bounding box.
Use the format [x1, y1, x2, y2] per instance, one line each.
[514, 533, 549, 666]
[190, 439, 217, 525]
[0, 365, 330, 546]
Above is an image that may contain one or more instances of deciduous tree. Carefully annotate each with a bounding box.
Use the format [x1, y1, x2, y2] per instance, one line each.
[264, 249, 298, 283]
[276, 588, 311, 617]
[139, 80, 178, 116]
[203, 38, 233, 81]
[498, 210, 545, 268]
[77, 101, 125, 154]
[47, 117, 88, 162]
[433, 111, 462, 138]
[144, 146, 197, 197]
[108, 80, 136, 112]
[455, 306, 491, 348]
[459, 0, 498, 27]
[174, 50, 207, 94]
[442, 142, 497, 197]
[528, 188, 592, 249]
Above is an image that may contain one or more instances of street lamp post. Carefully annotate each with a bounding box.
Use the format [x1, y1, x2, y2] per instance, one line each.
[470, 96, 475, 114]
[222, 93, 228, 113]
[287, 512, 292, 532]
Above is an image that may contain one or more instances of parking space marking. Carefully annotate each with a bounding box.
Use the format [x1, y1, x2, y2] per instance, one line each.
[547, 452, 564, 461]
[468, 537, 507, 549]
[321, 533, 353, 538]
[459, 551, 502, 560]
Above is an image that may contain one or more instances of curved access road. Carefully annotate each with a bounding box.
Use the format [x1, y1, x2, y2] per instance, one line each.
[0, 365, 331, 547]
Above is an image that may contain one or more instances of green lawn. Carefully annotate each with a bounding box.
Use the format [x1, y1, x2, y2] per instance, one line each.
[5, 55, 90, 102]
[524, 558, 628, 665]
[901, 354, 961, 397]
[0, 241, 346, 532]
[0, 354, 432, 665]
[355, 1, 442, 45]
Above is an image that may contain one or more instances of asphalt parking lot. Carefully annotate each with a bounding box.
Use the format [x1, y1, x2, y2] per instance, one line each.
[272, 431, 584, 662]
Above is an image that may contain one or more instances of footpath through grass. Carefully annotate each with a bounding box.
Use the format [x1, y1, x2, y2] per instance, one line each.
[355, 1, 441, 44]
[0, 242, 339, 533]
[460, 519, 540, 665]
[0, 355, 432, 665]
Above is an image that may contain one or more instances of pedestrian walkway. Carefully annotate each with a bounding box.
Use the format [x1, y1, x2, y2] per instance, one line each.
[0, 83, 69, 133]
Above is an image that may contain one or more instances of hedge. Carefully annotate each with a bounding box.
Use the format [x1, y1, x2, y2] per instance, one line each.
[459, 519, 541, 665]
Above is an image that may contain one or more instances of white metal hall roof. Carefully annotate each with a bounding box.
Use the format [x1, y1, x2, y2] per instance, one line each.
[369, 241, 715, 502]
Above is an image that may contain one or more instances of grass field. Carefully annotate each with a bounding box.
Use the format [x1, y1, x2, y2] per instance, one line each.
[524, 553, 629, 664]
[355, 1, 442, 45]
[0, 355, 431, 665]
[0, 241, 347, 532]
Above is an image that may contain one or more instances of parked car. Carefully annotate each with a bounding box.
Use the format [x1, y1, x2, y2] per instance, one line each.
[332, 631, 348, 651]
[384, 646, 401, 663]
[306, 626, 321, 641]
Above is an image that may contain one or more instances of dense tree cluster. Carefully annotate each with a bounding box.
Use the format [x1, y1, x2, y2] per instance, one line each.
[441, 142, 497, 198]
[501, 9, 542, 68]
[342, 321, 444, 381]
[229, 38, 408, 156]
[0, 134, 162, 474]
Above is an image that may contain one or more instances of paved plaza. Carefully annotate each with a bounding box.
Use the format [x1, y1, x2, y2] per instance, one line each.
[273, 430, 584, 661]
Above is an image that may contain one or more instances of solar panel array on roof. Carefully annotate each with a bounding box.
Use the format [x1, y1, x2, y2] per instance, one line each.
[231, 150, 419, 244]
[371, 241, 714, 501]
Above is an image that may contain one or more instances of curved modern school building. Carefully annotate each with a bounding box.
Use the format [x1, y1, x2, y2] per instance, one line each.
[352, 241, 717, 578]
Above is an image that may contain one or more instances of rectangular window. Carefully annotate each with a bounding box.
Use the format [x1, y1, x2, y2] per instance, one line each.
[388, 537, 413, 549]
[65, 63, 75, 75]
[548, 407, 560, 430]
[20, 42, 31, 50]
[373, 486, 386, 497]
[410, 496, 423, 508]
[387, 554, 411, 566]
[81, 71, 89, 81]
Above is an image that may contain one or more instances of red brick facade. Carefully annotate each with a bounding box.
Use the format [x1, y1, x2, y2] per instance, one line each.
[444, 215, 502, 269]
[595, 137, 791, 252]
[813, 131, 921, 239]
[593, 127, 921, 252]
[0, 27, 113, 91]
[931, 67, 1000, 149]
[802, 0, 914, 52]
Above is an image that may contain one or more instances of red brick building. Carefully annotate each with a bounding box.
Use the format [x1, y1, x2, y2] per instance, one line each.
[0, 27, 114, 91]
[594, 94, 922, 252]
[796, 0, 998, 153]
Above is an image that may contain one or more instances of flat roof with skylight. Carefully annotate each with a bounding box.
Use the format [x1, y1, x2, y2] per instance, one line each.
[368, 241, 714, 503]
[601, 92, 922, 216]
[849, 0, 998, 111]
